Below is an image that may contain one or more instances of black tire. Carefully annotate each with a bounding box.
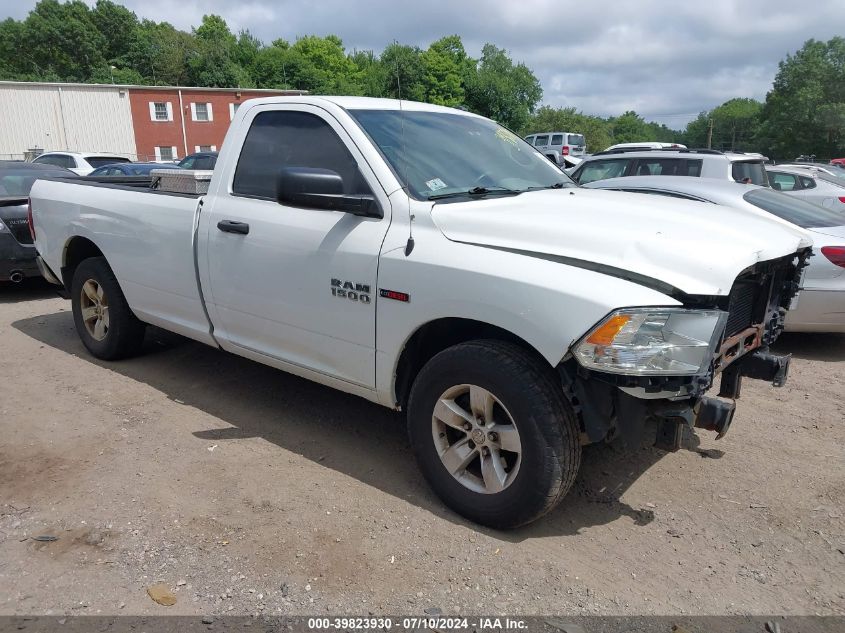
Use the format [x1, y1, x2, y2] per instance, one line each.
[407, 340, 581, 529]
[71, 257, 145, 360]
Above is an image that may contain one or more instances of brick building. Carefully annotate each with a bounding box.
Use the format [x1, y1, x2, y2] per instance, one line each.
[128, 86, 304, 161]
[0, 82, 305, 161]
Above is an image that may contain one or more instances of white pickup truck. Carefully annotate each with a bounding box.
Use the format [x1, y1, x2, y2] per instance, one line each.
[30, 96, 812, 528]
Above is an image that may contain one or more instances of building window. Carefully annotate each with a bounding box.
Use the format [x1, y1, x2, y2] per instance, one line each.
[229, 102, 240, 121]
[195, 145, 217, 153]
[155, 146, 177, 162]
[149, 102, 172, 121]
[191, 102, 214, 122]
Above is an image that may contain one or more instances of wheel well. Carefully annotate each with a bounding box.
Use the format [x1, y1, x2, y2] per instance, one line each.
[394, 318, 548, 409]
[61, 237, 104, 290]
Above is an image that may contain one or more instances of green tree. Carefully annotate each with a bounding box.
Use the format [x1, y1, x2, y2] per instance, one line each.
[379, 43, 426, 101]
[817, 103, 845, 149]
[464, 44, 542, 130]
[252, 43, 317, 90]
[709, 97, 762, 151]
[0, 18, 26, 78]
[234, 30, 263, 73]
[350, 49, 386, 97]
[420, 35, 472, 107]
[608, 111, 650, 143]
[522, 105, 614, 153]
[127, 20, 196, 85]
[291, 35, 362, 94]
[188, 14, 249, 87]
[758, 37, 845, 158]
[90, 0, 139, 64]
[22, 0, 107, 81]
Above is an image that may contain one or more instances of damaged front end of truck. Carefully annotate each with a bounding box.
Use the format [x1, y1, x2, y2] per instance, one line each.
[559, 248, 812, 451]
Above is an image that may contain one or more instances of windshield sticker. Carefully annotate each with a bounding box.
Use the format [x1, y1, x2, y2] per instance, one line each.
[495, 128, 519, 147]
[425, 178, 448, 191]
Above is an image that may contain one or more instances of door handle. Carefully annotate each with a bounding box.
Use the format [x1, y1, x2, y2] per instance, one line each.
[217, 220, 250, 235]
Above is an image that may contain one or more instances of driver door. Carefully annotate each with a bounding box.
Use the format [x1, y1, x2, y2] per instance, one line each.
[201, 105, 391, 388]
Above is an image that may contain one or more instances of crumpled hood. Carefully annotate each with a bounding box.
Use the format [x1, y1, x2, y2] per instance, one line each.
[430, 188, 812, 296]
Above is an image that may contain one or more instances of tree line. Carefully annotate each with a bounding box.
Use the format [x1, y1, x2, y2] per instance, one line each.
[1, 1, 843, 159]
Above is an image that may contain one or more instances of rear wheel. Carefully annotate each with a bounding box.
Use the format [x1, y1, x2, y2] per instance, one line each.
[71, 257, 145, 360]
[407, 340, 581, 529]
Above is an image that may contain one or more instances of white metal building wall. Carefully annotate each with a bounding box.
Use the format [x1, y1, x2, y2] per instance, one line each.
[0, 82, 137, 159]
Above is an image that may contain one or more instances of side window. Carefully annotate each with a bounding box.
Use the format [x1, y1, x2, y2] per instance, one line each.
[533, 135, 549, 146]
[233, 110, 371, 200]
[685, 160, 703, 177]
[799, 176, 816, 189]
[769, 172, 798, 191]
[551, 134, 564, 146]
[35, 154, 65, 167]
[181, 157, 195, 169]
[575, 159, 631, 184]
[633, 159, 684, 176]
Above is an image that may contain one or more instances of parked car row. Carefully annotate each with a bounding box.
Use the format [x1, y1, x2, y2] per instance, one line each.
[30, 151, 218, 176]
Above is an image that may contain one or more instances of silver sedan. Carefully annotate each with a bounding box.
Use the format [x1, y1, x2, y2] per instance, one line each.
[767, 164, 845, 214]
[583, 176, 845, 333]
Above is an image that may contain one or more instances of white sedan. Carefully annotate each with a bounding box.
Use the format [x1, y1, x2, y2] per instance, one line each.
[31, 152, 132, 176]
[583, 176, 845, 333]
[767, 165, 845, 214]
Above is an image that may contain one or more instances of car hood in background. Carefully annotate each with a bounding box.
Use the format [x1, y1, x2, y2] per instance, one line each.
[430, 188, 812, 297]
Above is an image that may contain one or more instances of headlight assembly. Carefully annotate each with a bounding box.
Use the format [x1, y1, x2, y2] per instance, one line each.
[574, 308, 728, 376]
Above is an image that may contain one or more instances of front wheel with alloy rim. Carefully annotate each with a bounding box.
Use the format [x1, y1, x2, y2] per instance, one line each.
[71, 256, 146, 360]
[407, 340, 581, 529]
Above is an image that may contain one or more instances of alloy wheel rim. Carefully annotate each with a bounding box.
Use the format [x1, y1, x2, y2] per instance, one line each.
[431, 384, 522, 494]
[80, 279, 109, 341]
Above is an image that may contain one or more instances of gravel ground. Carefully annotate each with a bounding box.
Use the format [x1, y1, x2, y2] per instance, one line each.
[0, 279, 843, 617]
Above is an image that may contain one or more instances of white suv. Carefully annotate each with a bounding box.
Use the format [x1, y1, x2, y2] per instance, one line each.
[32, 152, 132, 176]
[524, 131, 586, 165]
[568, 148, 770, 187]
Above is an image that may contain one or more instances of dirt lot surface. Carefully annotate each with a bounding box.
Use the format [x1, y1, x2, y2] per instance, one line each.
[1, 280, 843, 618]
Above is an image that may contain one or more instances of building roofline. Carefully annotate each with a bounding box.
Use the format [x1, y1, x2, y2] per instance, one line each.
[0, 80, 306, 94]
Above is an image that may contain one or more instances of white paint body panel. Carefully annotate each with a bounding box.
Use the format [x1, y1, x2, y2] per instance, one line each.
[583, 176, 842, 333]
[431, 188, 810, 296]
[31, 96, 811, 407]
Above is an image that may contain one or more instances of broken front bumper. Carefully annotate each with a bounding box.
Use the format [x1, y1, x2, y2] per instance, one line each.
[560, 344, 791, 452]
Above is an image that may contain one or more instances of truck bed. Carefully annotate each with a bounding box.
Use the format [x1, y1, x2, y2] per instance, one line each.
[32, 178, 214, 345]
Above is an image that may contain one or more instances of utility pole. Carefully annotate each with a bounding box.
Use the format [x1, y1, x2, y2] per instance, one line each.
[707, 118, 714, 149]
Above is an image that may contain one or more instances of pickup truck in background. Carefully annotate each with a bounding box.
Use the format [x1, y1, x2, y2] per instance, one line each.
[30, 96, 812, 528]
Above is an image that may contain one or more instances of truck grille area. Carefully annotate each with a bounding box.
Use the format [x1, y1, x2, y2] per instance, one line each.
[715, 248, 811, 372]
[725, 280, 759, 337]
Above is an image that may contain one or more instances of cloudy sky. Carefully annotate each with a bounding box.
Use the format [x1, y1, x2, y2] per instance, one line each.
[2, 0, 844, 127]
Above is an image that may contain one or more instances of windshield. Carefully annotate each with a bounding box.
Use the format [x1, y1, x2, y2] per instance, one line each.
[349, 110, 574, 200]
[743, 188, 844, 228]
[0, 168, 77, 196]
[731, 161, 768, 186]
[568, 134, 586, 147]
[85, 156, 131, 168]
